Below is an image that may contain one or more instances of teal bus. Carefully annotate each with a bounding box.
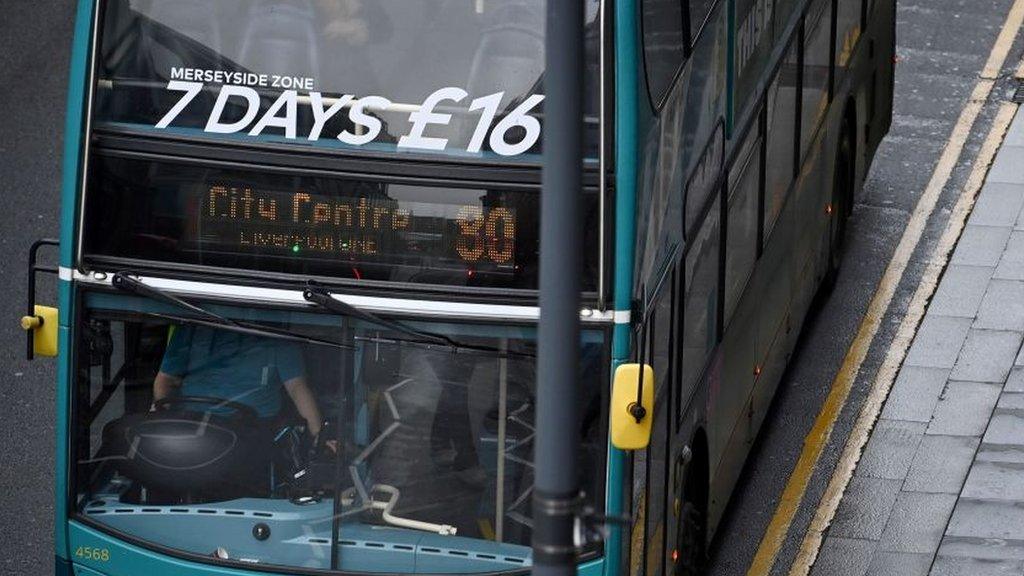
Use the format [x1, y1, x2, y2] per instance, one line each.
[23, 0, 892, 575]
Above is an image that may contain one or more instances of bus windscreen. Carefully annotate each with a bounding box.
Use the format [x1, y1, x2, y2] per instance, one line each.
[82, 155, 600, 290]
[94, 0, 601, 161]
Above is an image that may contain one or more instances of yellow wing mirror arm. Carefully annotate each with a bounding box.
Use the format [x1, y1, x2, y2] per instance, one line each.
[610, 364, 655, 450]
[21, 239, 60, 360]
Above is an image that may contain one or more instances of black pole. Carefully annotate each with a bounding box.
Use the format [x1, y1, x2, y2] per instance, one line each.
[533, 1, 585, 575]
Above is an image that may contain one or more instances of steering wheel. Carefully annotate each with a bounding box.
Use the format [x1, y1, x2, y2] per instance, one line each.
[154, 395, 259, 421]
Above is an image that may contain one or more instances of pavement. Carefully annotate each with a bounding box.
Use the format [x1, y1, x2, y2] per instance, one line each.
[812, 110, 1024, 576]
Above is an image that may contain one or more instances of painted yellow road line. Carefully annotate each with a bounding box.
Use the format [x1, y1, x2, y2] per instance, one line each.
[789, 99, 1020, 576]
[745, 2, 1024, 574]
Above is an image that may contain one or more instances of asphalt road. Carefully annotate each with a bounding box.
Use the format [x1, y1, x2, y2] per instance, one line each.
[0, 1, 1020, 576]
[0, 1, 74, 575]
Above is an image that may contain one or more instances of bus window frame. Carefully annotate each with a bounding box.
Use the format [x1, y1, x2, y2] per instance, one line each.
[640, 0, 729, 113]
[68, 284, 613, 576]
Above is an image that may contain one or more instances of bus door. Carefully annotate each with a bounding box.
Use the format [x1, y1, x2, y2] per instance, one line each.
[631, 265, 677, 576]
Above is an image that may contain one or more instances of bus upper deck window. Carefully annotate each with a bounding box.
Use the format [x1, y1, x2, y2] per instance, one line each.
[641, 0, 687, 108]
[93, 0, 602, 162]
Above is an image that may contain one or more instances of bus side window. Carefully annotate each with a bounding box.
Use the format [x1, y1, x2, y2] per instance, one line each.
[681, 197, 721, 398]
[724, 118, 762, 324]
[801, 0, 833, 158]
[641, 0, 688, 107]
[835, 0, 863, 83]
[763, 39, 799, 242]
[642, 276, 675, 576]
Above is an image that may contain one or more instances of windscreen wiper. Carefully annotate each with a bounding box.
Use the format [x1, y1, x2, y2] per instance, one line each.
[302, 283, 534, 358]
[111, 272, 354, 350]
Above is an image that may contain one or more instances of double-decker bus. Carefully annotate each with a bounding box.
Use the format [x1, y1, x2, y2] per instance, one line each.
[21, 0, 892, 575]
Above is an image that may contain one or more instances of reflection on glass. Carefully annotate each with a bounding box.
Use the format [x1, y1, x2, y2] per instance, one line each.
[94, 0, 602, 160]
[74, 301, 607, 573]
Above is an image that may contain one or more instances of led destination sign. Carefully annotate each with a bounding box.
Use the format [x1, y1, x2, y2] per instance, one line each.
[83, 155, 601, 290]
[199, 185, 518, 266]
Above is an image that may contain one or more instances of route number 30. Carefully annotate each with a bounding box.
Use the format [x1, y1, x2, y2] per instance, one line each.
[75, 546, 111, 562]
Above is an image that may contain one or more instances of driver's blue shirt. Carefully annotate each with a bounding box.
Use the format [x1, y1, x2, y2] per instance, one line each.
[159, 326, 305, 418]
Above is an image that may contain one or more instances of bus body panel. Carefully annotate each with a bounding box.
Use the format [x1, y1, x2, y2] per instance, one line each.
[629, 0, 896, 566]
[58, 0, 99, 562]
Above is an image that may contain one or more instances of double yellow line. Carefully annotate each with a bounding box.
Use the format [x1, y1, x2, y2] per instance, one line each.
[746, 2, 1024, 574]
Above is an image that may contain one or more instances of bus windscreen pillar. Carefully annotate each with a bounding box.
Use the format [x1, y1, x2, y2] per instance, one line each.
[534, 1, 586, 575]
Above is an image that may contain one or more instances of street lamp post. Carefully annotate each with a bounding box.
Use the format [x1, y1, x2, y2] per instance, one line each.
[533, 1, 586, 576]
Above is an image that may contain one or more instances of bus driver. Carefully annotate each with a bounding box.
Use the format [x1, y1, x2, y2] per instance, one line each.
[152, 325, 329, 444]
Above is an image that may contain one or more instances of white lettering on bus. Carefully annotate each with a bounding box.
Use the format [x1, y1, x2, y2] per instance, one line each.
[155, 81, 203, 129]
[398, 87, 469, 151]
[736, 0, 774, 79]
[156, 81, 545, 156]
[249, 90, 299, 139]
[205, 85, 261, 134]
[308, 92, 353, 141]
[339, 96, 392, 146]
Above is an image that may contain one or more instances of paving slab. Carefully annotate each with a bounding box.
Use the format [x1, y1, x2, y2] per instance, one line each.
[997, 393, 1024, 409]
[829, 477, 903, 540]
[930, 554, 1024, 575]
[904, 316, 974, 369]
[949, 330, 1022, 383]
[974, 280, 1024, 332]
[856, 419, 927, 480]
[927, 382, 1002, 437]
[968, 183, 1024, 228]
[1005, 367, 1024, 392]
[962, 459, 1024, 502]
[904, 435, 980, 494]
[929, 265, 995, 318]
[987, 145, 1024, 185]
[937, 535, 1024, 562]
[983, 408, 1024, 446]
[866, 552, 931, 576]
[976, 442, 1024, 466]
[810, 537, 875, 576]
[950, 225, 1013, 268]
[881, 366, 951, 422]
[878, 492, 958, 554]
[993, 230, 1024, 279]
[946, 498, 1024, 541]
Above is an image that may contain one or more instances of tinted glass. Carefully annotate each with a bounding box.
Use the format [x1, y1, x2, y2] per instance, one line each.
[82, 154, 600, 291]
[764, 40, 798, 242]
[682, 196, 720, 393]
[835, 0, 862, 79]
[642, 0, 687, 106]
[801, 0, 832, 157]
[725, 126, 761, 322]
[74, 299, 608, 573]
[95, 0, 602, 161]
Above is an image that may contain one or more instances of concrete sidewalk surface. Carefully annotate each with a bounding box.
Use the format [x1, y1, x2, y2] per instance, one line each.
[811, 111, 1024, 575]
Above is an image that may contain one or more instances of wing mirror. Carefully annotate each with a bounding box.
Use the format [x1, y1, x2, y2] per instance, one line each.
[609, 363, 654, 450]
[20, 239, 59, 359]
